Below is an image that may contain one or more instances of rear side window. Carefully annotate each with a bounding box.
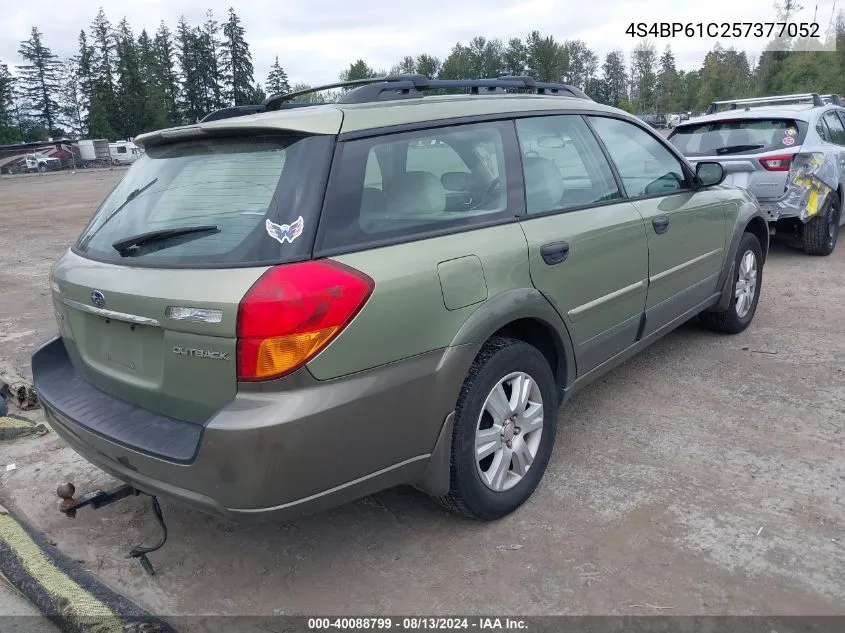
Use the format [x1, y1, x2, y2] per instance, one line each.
[515, 115, 621, 213]
[317, 121, 517, 254]
[669, 118, 806, 156]
[74, 134, 334, 267]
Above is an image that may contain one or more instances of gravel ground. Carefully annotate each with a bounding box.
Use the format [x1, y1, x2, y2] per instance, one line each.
[0, 169, 842, 618]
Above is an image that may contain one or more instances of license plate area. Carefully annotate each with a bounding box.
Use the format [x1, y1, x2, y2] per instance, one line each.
[724, 172, 750, 188]
[68, 311, 164, 383]
[94, 319, 145, 373]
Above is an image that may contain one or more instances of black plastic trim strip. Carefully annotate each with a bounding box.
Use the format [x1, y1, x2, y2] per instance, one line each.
[32, 339, 203, 464]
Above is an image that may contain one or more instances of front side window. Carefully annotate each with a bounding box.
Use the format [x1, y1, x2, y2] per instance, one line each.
[515, 115, 621, 214]
[590, 116, 689, 198]
[318, 121, 514, 253]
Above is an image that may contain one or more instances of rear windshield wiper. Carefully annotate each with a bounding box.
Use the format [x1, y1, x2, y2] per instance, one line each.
[79, 178, 159, 249]
[714, 144, 765, 155]
[112, 225, 220, 256]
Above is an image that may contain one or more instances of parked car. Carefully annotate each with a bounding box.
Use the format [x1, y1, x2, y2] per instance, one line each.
[25, 152, 61, 173]
[667, 112, 691, 128]
[32, 75, 768, 523]
[668, 92, 845, 255]
[637, 113, 667, 129]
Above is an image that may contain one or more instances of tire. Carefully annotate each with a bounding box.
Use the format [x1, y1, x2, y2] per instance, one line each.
[700, 232, 763, 334]
[435, 336, 558, 520]
[38, 164, 46, 173]
[802, 194, 840, 256]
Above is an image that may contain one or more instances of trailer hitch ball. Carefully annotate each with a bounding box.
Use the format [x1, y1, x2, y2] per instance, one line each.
[57, 482, 77, 518]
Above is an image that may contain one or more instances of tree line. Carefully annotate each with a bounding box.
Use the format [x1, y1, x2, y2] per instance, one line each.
[3, 4, 845, 144]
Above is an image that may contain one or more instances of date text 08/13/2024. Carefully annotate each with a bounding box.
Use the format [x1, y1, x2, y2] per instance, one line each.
[626, 22, 821, 38]
[307, 617, 528, 630]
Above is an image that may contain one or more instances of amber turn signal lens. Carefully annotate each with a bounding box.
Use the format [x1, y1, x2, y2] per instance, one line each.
[252, 328, 339, 380]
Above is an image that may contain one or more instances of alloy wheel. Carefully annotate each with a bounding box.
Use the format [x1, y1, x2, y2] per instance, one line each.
[734, 249, 758, 319]
[475, 371, 544, 492]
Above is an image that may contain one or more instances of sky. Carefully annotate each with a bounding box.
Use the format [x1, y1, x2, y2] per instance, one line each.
[1, 0, 838, 86]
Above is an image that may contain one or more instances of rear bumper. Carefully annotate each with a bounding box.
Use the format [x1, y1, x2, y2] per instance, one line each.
[33, 337, 476, 522]
[757, 197, 803, 222]
[757, 181, 834, 224]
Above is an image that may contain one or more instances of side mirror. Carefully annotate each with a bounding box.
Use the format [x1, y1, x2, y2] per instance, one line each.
[696, 161, 725, 187]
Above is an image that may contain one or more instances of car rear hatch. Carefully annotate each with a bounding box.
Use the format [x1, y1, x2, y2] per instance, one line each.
[669, 117, 808, 201]
[50, 119, 340, 425]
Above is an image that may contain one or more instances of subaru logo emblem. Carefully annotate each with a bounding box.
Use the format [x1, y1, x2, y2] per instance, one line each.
[90, 290, 105, 308]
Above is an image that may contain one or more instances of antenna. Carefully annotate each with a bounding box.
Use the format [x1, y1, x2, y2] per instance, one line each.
[826, 0, 837, 41]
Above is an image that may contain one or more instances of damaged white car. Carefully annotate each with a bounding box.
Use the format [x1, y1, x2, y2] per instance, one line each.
[669, 93, 845, 256]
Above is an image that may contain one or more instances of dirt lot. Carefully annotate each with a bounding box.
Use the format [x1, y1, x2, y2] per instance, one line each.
[0, 169, 843, 618]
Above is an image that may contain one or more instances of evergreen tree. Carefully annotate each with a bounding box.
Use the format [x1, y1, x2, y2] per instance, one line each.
[60, 60, 86, 137]
[17, 26, 63, 133]
[74, 30, 93, 127]
[221, 8, 255, 105]
[656, 46, 681, 113]
[153, 22, 180, 124]
[415, 54, 441, 78]
[503, 38, 527, 76]
[524, 31, 565, 82]
[176, 16, 204, 122]
[600, 50, 627, 108]
[252, 83, 267, 104]
[114, 18, 145, 138]
[630, 40, 658, 112]
[199, 10, 225, 112]
[0, 64, 18, 143]
[266, 56, 291, 95]
[340, 59, 378, 81]
[138, 29, 170, 131]
[88, 8, 118, 138]
[438, 44, 473, 79]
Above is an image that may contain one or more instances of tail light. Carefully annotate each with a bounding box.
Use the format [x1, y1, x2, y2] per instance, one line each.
[759, 155, 793, 171]
[236, 260, 374, 381]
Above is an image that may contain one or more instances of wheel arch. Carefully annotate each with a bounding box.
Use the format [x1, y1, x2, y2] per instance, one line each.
[744, 215, 770, 263]
[449, 288, 576, 390]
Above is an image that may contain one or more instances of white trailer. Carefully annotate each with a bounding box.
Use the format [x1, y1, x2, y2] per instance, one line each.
[76, 139, 111, 167]
[109, 141, 143, 165]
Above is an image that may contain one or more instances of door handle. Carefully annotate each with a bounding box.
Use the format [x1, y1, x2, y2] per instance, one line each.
[652, 215, 670, 234]
[540, 241, 570, 265]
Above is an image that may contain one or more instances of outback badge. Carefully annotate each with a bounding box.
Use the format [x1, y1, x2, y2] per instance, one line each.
[172, 346, 231, 361]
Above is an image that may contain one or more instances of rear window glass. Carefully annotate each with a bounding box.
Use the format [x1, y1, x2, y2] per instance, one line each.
[74, 134, 333, 268]
[316, 121, 517, 254]
[669, 119, 806, 156]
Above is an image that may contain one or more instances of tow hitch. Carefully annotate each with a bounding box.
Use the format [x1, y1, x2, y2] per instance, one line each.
[57, 482, 168, 576]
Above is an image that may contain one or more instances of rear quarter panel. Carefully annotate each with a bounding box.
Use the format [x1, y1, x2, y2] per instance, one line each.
[306, 224, 531, 380]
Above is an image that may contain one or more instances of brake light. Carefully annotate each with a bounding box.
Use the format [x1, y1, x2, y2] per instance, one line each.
[759, 155, 793, 171]
[236, 260, 374, 381]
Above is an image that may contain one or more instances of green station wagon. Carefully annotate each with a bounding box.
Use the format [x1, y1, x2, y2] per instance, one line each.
[32, 76, 769, 522]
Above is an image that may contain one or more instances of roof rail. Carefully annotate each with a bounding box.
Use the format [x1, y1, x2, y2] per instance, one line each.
[200, 104, 268, 123]
[201, 75, 593, 122]
[820, 93, 843, 106]
[260, 74, 591, 111]
[705, 93, 824, 115]
[263, 77, 388, 111]
[335, 74, 592, 105]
